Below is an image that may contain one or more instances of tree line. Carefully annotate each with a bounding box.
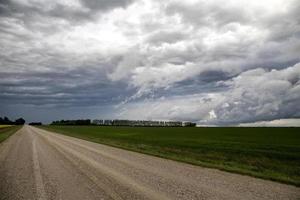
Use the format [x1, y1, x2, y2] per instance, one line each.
[51, 119, 91, 125]
[51, 119, 196, 127]
[0, 116, 25, 125]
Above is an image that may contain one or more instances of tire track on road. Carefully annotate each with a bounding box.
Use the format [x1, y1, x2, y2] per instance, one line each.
[30, 131, 47, 200]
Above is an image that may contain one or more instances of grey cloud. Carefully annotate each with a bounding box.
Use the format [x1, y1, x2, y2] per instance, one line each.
[0, 0, 87, 23]
[146, 31, 187, 45]
[163, 1, 300, 67]
[0, 0, 135, 26]
[1, 0, 299, 125]
[166, 1, 251, 28]
[81, 0, 134, 12]
[263, 0, 300, 42]
[0, 68, 135, 108]
[211, 64, 300, 125]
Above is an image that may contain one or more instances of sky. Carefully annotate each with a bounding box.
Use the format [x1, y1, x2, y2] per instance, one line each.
[0, 0, 300, 126]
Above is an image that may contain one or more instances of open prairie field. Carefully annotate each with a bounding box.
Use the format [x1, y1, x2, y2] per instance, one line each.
[40, 126, 300, 186]
[0, 125, 21, 143]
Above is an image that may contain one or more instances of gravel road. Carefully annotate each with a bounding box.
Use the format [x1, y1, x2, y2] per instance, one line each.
[0, 125, 299, 200]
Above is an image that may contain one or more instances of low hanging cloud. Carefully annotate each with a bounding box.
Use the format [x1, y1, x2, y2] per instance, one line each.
[0, 0, 299, 124]
[119, 63, 300, 125]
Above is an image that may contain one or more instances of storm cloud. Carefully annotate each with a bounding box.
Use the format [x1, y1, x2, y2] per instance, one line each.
[0, 0, 299, 125]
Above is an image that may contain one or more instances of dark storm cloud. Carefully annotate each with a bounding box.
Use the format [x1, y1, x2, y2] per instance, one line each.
[0, 68, 134, 107]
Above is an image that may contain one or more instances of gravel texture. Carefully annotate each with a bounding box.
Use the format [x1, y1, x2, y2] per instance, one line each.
[0, 125, 299, 200]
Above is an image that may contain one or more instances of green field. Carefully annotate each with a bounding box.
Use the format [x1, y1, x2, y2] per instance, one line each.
[0, 126, 21, 143]
[40, 125, 300, 186]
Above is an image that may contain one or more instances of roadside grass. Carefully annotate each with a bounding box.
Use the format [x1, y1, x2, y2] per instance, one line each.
[0, 125, 21, 143]
[39, 125, 300, 186]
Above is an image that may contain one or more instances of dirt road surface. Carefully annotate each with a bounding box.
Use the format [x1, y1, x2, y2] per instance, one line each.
[0, 125, 299, 200]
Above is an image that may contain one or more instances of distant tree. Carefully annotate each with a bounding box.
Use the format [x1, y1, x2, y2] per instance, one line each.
[50, 119, 91, 125]
[0, 117, 8, 124]
[15, 118, 25, 125]
[1, 117, 8, 124]
[2, 116, 13, 124]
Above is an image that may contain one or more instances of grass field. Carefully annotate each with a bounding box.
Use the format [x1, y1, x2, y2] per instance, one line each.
[40, 125, 300, 186]
[0, 125, 21, 143]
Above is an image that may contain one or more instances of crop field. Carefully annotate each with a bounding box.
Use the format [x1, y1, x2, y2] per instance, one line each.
[40, 125, 300, 186]
[0, 125, 21, 143]
[0, 125, 13, 129]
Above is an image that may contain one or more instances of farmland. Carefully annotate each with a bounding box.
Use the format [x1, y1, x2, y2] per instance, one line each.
[0, 125, 21, 143]
[39, 125, 300, 186]
[0, 125, 13, 128]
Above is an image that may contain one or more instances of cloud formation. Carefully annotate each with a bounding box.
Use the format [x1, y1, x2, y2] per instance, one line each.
[119, 63, 300, 125]
[0, 0, 299, 124]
